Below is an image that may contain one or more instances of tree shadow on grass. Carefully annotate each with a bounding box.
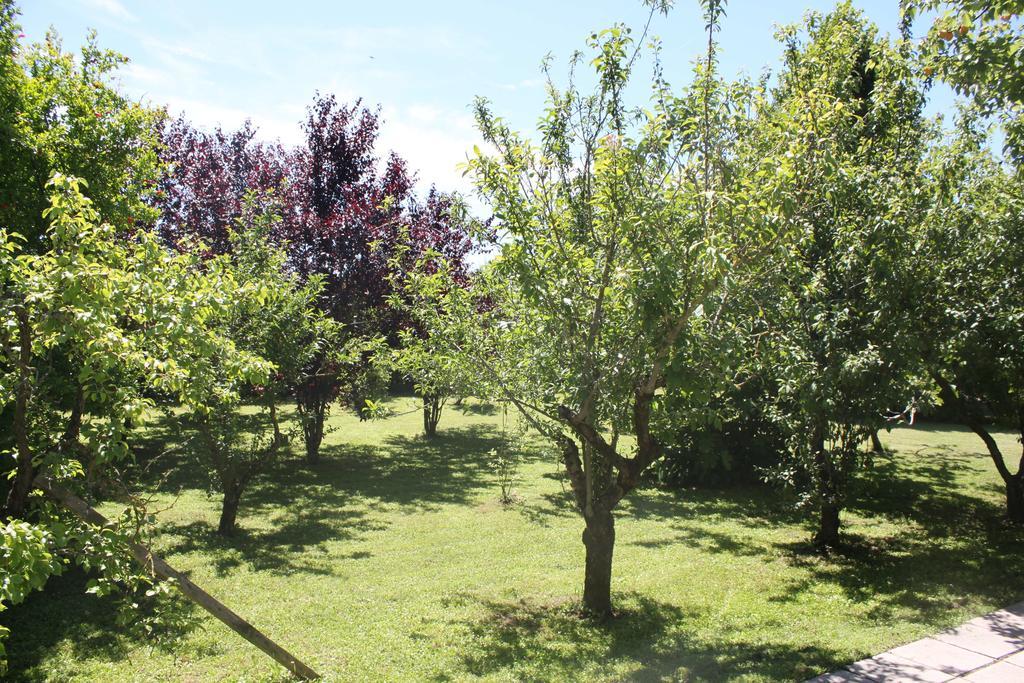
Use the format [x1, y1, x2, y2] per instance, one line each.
[155, 507, 383, 578]
[515, 490, 578, 527]
[617, 484, 805, 559]
[316, 424, 506, 509]
[767, 443, 1024, 625]
[138, 425, 508, 576]
[450, 400, 500, 416]
[2, 568, 210, 682]
[433, 592, 847, 682]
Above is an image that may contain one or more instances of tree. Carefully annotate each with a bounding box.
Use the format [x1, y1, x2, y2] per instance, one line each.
[901, 0, 1024, 522]
[191, 404, 280, 536]
[156, 116, 286, 254]
[398, 0, 792, 618]
[0, 2, 162, 252]
[156, 96, 475, 335]
[388, 224, 483, 439]
[912, 114, 1024, 521]
[0, 175, 269, 666]
[391, 319, 480, 438]
[154, 100, 476, 461]
[905, 0, 1024, 161]
[750, 5, 929, 547]
[0, 3, 164, 490]
[183, 194, 320, 533]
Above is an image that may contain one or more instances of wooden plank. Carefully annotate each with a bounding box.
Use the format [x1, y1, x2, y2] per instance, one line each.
[33, 476, 320, 680]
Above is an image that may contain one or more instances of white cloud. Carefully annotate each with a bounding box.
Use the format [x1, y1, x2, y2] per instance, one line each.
[498, 78, 544, 92]
[78, 0, 136, 23]
[377, 105, 478, 195]
[156, 96, 302, 146]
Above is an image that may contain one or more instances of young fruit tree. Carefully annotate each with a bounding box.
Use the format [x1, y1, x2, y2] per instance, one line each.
[912, 115, 1024, 521]
[391, 325, 479, 438]
[0, 175, 270, 669]
[753, 6, 929, 547]
[183, 193, 329, 534]
[397, 0, 796, 618]
[387, 255, 484, 438]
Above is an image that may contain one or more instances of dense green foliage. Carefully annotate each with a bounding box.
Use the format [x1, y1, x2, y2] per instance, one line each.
[0, 176, 269, 671]
[752, 5, 928, 547]
[0, 1, 162, 251]
[2, 0, 1024, 678]
[910, 116, 1024, 519]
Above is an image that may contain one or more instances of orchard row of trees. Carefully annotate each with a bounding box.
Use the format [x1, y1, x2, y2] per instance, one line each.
[0, 0, 1021, 670]
[397, 0, 1024, 618]
[0, 0, 476, 668]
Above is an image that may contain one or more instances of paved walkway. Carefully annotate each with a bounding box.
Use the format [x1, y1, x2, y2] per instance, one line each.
[808, 601, 1024, 682]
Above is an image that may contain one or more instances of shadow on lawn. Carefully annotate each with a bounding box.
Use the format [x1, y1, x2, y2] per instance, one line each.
[619, 485, 806, 559]
[1, 568, 209, 682]
[451, 400, 500, 416]
[12, 417, 1024, 680]
[135, 417, 506, 509]
[767, 443, 1024, 624]
[433, 592, 847, 682]
[134, 423, 510, 576]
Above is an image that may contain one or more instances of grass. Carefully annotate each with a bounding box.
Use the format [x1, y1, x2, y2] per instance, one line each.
[3, 399, 1024, 682]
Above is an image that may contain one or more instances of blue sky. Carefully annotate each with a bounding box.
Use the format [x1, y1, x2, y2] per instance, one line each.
[18, 0, 952, 195]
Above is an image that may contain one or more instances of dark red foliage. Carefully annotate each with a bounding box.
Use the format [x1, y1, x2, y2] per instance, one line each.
[281, 95, 416, 325]
[154, 93, 475, 337]
[157, 116, 286, 254]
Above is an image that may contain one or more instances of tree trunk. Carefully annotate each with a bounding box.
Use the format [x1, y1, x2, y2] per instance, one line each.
[933, 373, 1024, 524]
[812, 425, 842, 548]
[4, 308, 34, 518]
[815, 501, 841, 548]
[302, 405, 324, 464]
[581, 506, 615, 620]
[870, 429, 883, 453]
[1007, 477, 1024, 524]
[305, 422, 322, 464]
[423, 394, 442, 437]
[268, 395, 283, 448]
[218, 488, 241, 535]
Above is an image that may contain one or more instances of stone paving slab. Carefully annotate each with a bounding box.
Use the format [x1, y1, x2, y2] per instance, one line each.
[805, 671, 871, 682]
[806, 601, 1024, 683]
[889, 637, 992, 676]
[846, 651, 954, 682]
[935, 620, 1024, 659]
[960, 660, 1024, 682]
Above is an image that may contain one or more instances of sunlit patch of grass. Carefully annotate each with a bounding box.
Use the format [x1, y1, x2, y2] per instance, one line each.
[3, 403, 1023, 681]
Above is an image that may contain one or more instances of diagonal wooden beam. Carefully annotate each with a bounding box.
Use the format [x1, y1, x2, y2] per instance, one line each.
[33, 475, 320, 680]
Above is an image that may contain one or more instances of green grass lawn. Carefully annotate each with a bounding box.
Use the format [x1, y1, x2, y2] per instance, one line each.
[4, 399, 1024, 682]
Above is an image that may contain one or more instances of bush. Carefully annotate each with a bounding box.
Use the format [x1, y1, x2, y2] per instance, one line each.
[652, 410, 785, 488]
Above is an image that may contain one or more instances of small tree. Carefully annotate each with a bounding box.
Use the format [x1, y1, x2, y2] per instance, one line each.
[188, 193, 338, 530]
[912, 115, 1024, 521]
[191, 404, 280, 535]
[0, 175, 269, 665]
[391, 313, 481, 438]
[753, 5, 928, 547]
[399, 0, 791, 618]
